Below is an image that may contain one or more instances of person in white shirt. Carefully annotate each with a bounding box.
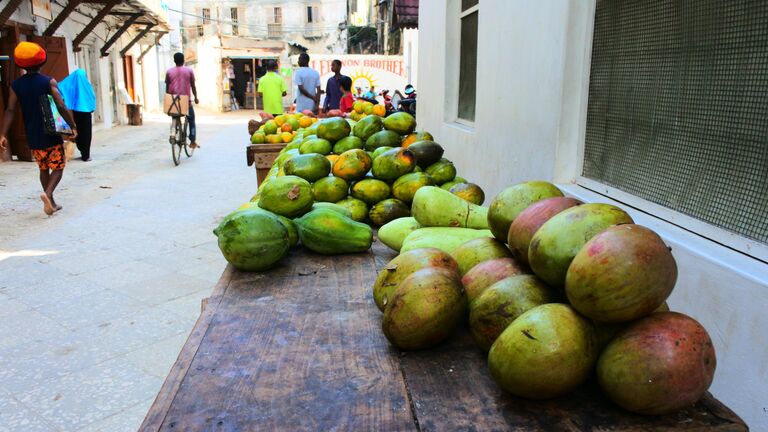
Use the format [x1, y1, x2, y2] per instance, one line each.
[293, 53, 320, 114]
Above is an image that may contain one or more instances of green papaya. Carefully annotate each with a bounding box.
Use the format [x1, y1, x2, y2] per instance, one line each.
[411, 186, 489, 229]
[408, 140, 445, 168]
[449, 183, 485, 205]
[335, 197, 369, 222]
[425, 159, 457, 184]
[371, 148, 417, 181]
[295, 208, 373, 254]
[378, 217, 422, 251]
[333, 136, 364, 154]
[350, 179, 391, 205]
[365, 130, 402, 151]
[352, 114, 384, 141]
[275, 149, 300, 168]
[214, 209, 290, 271]
[258, 175, 314, 218]
[311, 202, 353, 219]
[372, 146, 395, 160]
[369, 198, 410, 226]
[312, 176, 349, 202]
[283, 153, 331, 182]
[400, 227, 494, 254]
[392, 172, 434, 203]
[316, 117, 352, 142]
[299, 138, 332, 155]
[383, 112, 416, 135]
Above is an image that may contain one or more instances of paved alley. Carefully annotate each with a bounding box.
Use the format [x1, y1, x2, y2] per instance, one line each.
[0, 109, 257, 431]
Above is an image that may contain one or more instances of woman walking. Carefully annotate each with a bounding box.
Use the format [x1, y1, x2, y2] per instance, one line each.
[58, 68, 96, 161]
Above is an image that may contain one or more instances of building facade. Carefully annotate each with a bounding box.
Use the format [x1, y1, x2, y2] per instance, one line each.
[417, 1, 767, 429]
[0, 0, 176, 161]
[181, 0, 348, 112]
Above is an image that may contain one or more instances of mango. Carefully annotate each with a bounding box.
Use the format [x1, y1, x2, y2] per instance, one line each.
[450, 237, 512, 276]
[411, 186, 489, 229]
[378, 217, 422, 252]
[373, 248, 458, 311]
[400, 227, 494, 254]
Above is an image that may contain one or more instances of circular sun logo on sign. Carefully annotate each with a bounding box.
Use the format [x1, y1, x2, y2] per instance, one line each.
[349, 69, 378, 94]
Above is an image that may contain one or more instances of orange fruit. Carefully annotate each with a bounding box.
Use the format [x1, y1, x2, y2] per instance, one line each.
[353, 100, 365, 114]
[286, 117, 300, 131]
[281, 123, 293, 133]
[280, 131, 293, 143]
[250, 132, 266, 144]
[372, 104, 386, 117]
[266, 134, 283, 144]
[363, 101, 374, 114]
[264, 120, 278, 135]
[299, 116, 313, 128]
[274, 115, 287, 127]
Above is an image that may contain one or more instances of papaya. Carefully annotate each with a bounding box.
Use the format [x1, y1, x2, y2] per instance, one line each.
[213, 209, 290, 271]
[352, 114, 384, 141]
[301, 134, 318, 144]
[449, 183, 485, 205]
[316, 117, 351, 142]
[402, 131, 434, 148]
[440, 177, 467, 191]
[383, 112, 416, 135]
[332, 136, 364, 154]
[311, 202, 353, 218]
[408, 141, 444, 168]
[400, 227, 494, 254]
[373, 248, 459, 312]
[332, 149, 372, 181]
[226, 205, 298, 248]
[283, 153, 331, 182]
[392, 172, 434, 203]
[382, 267, 465, 350]
[334, 197, 369, 222]
[275, 149, 300, 168]
[312, 176, 349, 202]
[369, 198, 411, 226]
[365, 130, 402, 151]
[299, 138, 332, 155]
[294, 208, 373, 254]
[378, 217, 422, 252]
[371, 148, 417, 181]
[425, 159, 457, 184]
[285, 140, 301, 151]
[411, 186, 489, 229]
[351, 179, 391, 205]
[258, 175, 314, 218]
[372, 146, 395, 160]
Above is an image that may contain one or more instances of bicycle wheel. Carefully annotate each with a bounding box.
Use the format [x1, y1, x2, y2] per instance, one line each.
[183, 117, 194, 157]
[171, 117, 181, 166]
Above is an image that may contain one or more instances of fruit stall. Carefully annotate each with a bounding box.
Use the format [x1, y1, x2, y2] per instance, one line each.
[142, 108, 747, 431]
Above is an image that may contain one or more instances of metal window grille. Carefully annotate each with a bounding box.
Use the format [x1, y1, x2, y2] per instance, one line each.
[584, 0, 768, 244]
[231, 8, 238, 35]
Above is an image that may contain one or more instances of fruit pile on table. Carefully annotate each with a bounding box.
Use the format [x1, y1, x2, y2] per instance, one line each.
[217, 113, 717, 417]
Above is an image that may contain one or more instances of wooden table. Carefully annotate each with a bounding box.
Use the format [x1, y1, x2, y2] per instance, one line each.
[141, 242, 747, 431]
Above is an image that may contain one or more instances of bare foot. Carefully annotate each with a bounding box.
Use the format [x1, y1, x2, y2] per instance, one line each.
[40, 194, 54, 215]
[54, 204, 63, 212]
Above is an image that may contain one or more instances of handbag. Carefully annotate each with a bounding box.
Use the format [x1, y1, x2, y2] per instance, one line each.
[40, 94, 73, 136]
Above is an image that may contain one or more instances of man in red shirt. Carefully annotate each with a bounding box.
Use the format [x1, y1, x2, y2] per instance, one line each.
[165, 53, 200, 148]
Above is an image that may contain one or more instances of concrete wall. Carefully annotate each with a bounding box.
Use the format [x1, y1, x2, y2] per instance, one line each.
[417, 1, 767, 429]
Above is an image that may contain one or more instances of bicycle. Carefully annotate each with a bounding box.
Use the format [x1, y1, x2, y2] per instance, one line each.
[166, 94, 194, 166]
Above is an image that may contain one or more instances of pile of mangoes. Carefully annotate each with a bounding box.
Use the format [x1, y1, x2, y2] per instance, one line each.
[371, 180, 718, 416]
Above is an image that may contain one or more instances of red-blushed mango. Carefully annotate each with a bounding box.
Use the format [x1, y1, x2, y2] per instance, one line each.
[597, 312, 716, 415]
[507, 197, 582, 265]
[461, 257, 528, 304]
[566, 224, 677, 323]
[372, 247, 459, 312]
[382, 267, 466, 350]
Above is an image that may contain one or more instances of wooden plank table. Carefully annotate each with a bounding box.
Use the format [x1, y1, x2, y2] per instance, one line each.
[141, 242, 747, 431]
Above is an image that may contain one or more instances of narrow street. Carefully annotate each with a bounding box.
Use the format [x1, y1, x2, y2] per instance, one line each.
[0, 109, 256, 431]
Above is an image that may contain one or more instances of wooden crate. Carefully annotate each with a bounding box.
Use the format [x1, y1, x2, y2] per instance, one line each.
[246, 143, 286, 186]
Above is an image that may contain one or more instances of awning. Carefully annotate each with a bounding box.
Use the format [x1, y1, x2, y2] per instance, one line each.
[393, 0, 418, 29]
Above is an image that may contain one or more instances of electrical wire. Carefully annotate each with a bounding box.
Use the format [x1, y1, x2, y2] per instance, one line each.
[168, 7, 346, 32]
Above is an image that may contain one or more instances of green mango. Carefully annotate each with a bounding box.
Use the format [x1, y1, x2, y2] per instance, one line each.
[411, 186, 489, 229]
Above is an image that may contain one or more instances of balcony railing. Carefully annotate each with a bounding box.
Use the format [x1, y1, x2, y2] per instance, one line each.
[267, 23, 282, 39]
[303, 24, 322, 38]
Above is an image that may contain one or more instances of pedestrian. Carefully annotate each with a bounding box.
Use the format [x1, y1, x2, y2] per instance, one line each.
[257, 60, 287, 116]
[293, 53, 320, 114]
[57, 69, 96, 161]
[364, 85, 377, 101]
[339, 76, 354, 114]
[0, 42, 78, 215]
[322, 59, 344, 113]
[165, 52, 199, 148]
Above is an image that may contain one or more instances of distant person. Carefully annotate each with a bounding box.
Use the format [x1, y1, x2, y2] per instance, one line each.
[293, 53, 320, 114]
[323, 59, 344, 112]
[0, 42, 77, 215]
[381, 89, 392, 111]
[364, 85, 377, 101]
[257, 60, 287, 116]
[339, 76, 354, 114]
[355, 86, 362, 98]
[165, 52, 199, 148]
[58, 69, 96, 161]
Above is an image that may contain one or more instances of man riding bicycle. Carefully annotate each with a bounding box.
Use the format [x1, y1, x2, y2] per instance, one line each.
[165, 52, 199, 148]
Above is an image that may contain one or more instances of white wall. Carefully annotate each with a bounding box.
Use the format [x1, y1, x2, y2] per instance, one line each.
[418, 1, 767, 429]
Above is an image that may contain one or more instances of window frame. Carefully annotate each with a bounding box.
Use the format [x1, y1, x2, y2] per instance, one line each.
[274, 7, 283, 25]
[307, 5, 314, 24]
[230, 7, 239, 35]
[445, 1, 479, 128]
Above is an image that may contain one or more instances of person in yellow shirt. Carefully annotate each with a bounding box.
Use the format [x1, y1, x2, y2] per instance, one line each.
[257, 60, 287, 116]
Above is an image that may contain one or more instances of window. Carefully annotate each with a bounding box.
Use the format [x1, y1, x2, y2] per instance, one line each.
[202, 8, 210, 24]
[230, 7, 239, 35]
[273, 7, 282, 24]
[457, 1, 478, 122]
[584, 0, 768, 247]
[307, 6, 314, 24]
